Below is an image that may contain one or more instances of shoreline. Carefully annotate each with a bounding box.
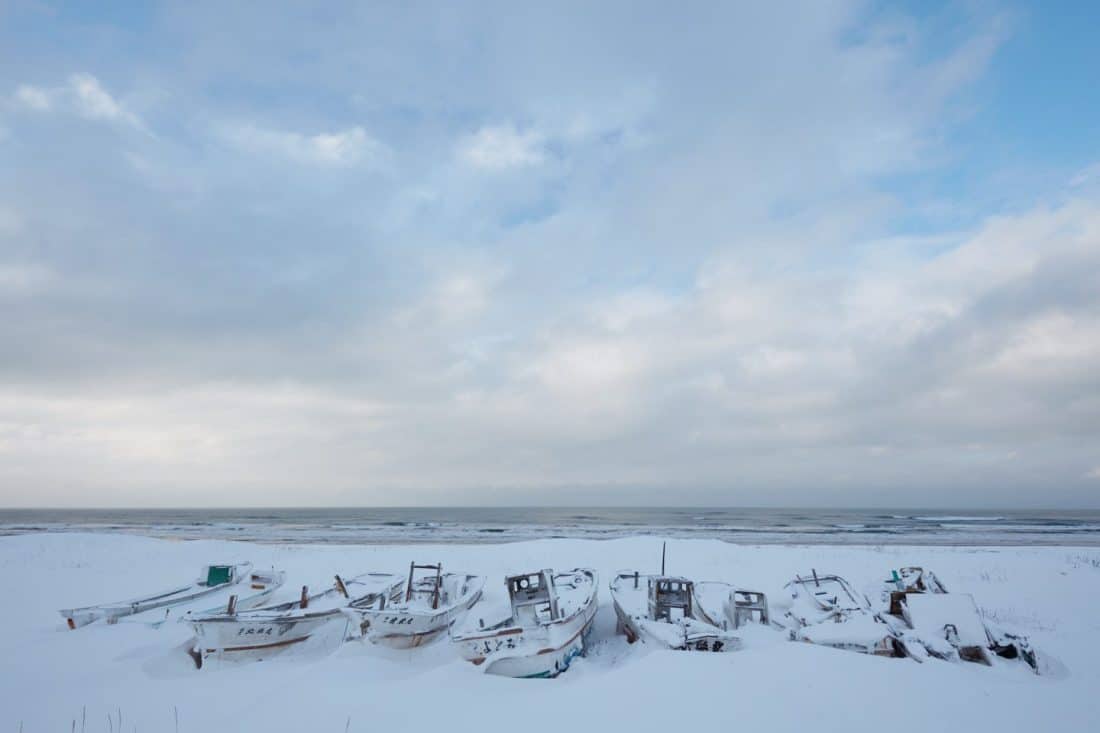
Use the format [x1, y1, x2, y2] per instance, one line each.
[3, 533, 1097, 732]
[6, 528, 1100, 548]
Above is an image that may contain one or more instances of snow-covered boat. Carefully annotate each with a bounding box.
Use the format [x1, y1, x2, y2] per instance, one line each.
[451, 568, 598, 678]
[610, 571, 751, 651]
[123, 568, 286, 628]
[59, 563, 254, 629]
[782, 570, 904, 657]
[882, 566, 947, 612]
[355, 562, 485, 648]
[879, 566, 1039, 673]
[694, 582, 771, 630]
[187, 572, 404, 668]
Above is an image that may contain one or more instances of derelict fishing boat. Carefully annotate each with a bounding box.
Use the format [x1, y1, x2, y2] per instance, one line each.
[354, 562, 485, 648]
[879, 566, 1039, 673]
[782, 570, 904, 657]
[187, 572, 404, 668]
[610, 571, 744, 651]
[59, 563, 254, 630]
[123, 568, 286, 628]
[693, 582, 771, 632]
[610, 542, 771, 651]
[451, 568, 598, 678]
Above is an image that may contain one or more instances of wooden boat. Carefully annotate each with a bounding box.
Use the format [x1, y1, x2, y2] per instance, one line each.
[355, 562, 485, 648]
[782, 570, 904, 657]
[59, 563, 254, 629]
[610, 572, 744, 651]
[884, 566, 948, 600]
[879, 566, 1039, 673]
[123, 568, 286, 628]
[451, 568, 598, 678]
[187, 571, 404, 668]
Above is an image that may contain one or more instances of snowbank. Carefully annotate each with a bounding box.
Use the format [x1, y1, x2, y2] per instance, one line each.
[1, 533, 1097, 732]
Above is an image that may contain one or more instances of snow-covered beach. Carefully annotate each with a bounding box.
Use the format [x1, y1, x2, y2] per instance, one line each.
[3, 532, 1097, 732]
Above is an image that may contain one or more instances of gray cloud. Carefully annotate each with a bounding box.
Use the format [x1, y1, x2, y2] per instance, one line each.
[0, 2, 1097, 507]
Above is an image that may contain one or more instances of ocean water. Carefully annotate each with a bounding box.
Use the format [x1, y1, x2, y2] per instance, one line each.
[1, 507, 1099, 546]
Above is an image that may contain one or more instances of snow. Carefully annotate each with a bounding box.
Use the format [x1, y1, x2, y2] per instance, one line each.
[904, 593, 989, 647]
[2, 533, 1098, 732]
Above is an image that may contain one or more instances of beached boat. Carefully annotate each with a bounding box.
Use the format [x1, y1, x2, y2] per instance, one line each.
[355, 562, 485, 648]
[187, 572, 404, 668]
[610, 571, 750, 651]
[782, 570, 904, 657]
[451, 568, 598, 678]
[879, 566, 1039, 673]
[59, 563, 254, 629]
[122, 568, 286, 628]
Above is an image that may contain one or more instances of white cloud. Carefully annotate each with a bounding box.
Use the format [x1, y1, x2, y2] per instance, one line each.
[393, 258, 508, 328]
[68, 73, 140, 127]
[1071, 162, 1100, 189]
[14, 84, 52, 111]
[10, 74, 144, 130]
[458, 124, 545, 170]
[224, 124, 381, 166]
[2, 4, 1097, 507]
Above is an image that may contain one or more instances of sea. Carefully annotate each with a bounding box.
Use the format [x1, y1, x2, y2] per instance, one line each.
[1, 507, 1099, 546]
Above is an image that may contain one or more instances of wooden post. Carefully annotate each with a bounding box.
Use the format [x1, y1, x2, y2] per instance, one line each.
[432, 563, 442, 609]
[661, 542, 666, 576]
[335, 575, 349, 599]
[226, 595, 237, 615]
[406, 561, 416, 602]
[812, 569, 819, 587]
[300, 585, 309, 609]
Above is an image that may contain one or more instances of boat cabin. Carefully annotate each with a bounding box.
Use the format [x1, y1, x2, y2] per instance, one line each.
[506, 570, 560, 624]
[648, 576, 694, 622]
[204, 565, 235, 587]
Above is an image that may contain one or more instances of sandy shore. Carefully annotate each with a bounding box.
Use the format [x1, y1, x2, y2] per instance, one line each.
[2, 533, 1097, 732]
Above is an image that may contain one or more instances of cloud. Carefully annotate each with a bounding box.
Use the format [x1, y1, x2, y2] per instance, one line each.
[223, 123, 382, 166]
[9, 74, 145, 130]
[1071, 162, 1100, 189]
[1087, 467, 1100, 480]
[14, 84, 51, 111]
[458, 124, 545, 170]
[1, 2, 1096, 507]
[68, 73, 140, 127]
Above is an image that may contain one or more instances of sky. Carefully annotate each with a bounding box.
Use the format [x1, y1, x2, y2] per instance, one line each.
[0, 1, 1098, 509]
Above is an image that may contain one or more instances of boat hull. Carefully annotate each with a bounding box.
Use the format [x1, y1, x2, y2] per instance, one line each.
[359, 578, 484, 649]
[453, 569, 599, 678]
[486, 611, 596, 678]
[189, 611, 352, 667]
[59, 563, 253, 629]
